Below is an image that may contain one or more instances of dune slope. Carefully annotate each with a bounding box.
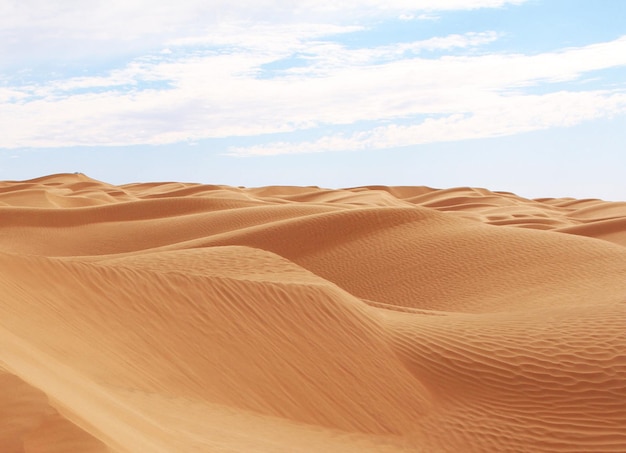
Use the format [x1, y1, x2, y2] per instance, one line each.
[1, 173, 625, 452]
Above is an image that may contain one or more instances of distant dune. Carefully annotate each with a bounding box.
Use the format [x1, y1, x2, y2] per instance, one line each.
[1, 173, 625, 452]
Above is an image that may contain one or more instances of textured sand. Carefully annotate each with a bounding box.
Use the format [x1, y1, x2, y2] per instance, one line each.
[1, 173, 625, 452]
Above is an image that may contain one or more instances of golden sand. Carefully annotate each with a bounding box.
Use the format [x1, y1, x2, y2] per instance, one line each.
[1, 174, 625, 452]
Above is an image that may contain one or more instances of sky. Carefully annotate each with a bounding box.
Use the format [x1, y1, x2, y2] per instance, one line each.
[1, 0, 625, 200]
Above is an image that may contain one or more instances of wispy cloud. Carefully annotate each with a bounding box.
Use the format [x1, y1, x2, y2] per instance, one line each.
[228, 91, 626, 155]
[0, 0, 524, 69]
[3, 0, 626, 154]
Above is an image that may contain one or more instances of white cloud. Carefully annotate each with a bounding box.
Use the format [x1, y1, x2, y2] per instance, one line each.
[0, 0, 525, 41]
[228, 91, 626, 155]
[417, 13, 441, 21]
[0, 88, 28, 103]
[2, 29, 626, 149]
[2, 0, 626, 154]
[292, 32, 500, 71]
[0, 0, 526, 67]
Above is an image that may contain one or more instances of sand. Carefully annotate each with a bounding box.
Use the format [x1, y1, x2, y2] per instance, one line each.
[0, 173, 625, 453]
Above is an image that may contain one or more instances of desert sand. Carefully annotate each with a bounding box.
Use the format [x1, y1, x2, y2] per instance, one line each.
[1, 173, 625, 452]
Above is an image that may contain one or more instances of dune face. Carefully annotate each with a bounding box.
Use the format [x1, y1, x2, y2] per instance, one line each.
[1, 174, 625, 452]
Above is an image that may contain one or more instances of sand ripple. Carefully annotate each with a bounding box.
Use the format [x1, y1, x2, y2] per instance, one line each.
[1, 174, 625, 452]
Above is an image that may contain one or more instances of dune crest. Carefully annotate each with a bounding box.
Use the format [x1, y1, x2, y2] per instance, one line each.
[1, 174, 625, 452]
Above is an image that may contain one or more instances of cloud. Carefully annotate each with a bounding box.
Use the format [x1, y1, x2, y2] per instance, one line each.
[0, 0, 525, 65]
[0, 1, 525, 39]
[2, 0, 626, 154]
[417, 13, 441, 21]
[0, 26, 504, 143]
[228, 91, 626, 155]
[3, 28, 626, 148]
[0, 88, 28, 103]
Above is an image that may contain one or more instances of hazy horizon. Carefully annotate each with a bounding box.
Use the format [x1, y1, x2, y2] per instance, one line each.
[1, 0, 625, 200]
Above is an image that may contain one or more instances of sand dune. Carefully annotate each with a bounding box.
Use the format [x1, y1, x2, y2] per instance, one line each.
[1, 174, 625, 452]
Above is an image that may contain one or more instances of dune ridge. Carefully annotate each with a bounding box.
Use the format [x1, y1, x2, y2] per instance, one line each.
[1, 173, 625, 452]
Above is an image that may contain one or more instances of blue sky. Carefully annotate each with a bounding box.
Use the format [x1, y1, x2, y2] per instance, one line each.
[1, 0, 625, 200]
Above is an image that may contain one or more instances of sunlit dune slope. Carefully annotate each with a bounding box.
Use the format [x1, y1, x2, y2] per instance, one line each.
[1, 173, 625, 452]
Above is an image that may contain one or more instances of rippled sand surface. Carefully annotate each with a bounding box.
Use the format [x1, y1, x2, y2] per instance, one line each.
[1, 174, 625, 452]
